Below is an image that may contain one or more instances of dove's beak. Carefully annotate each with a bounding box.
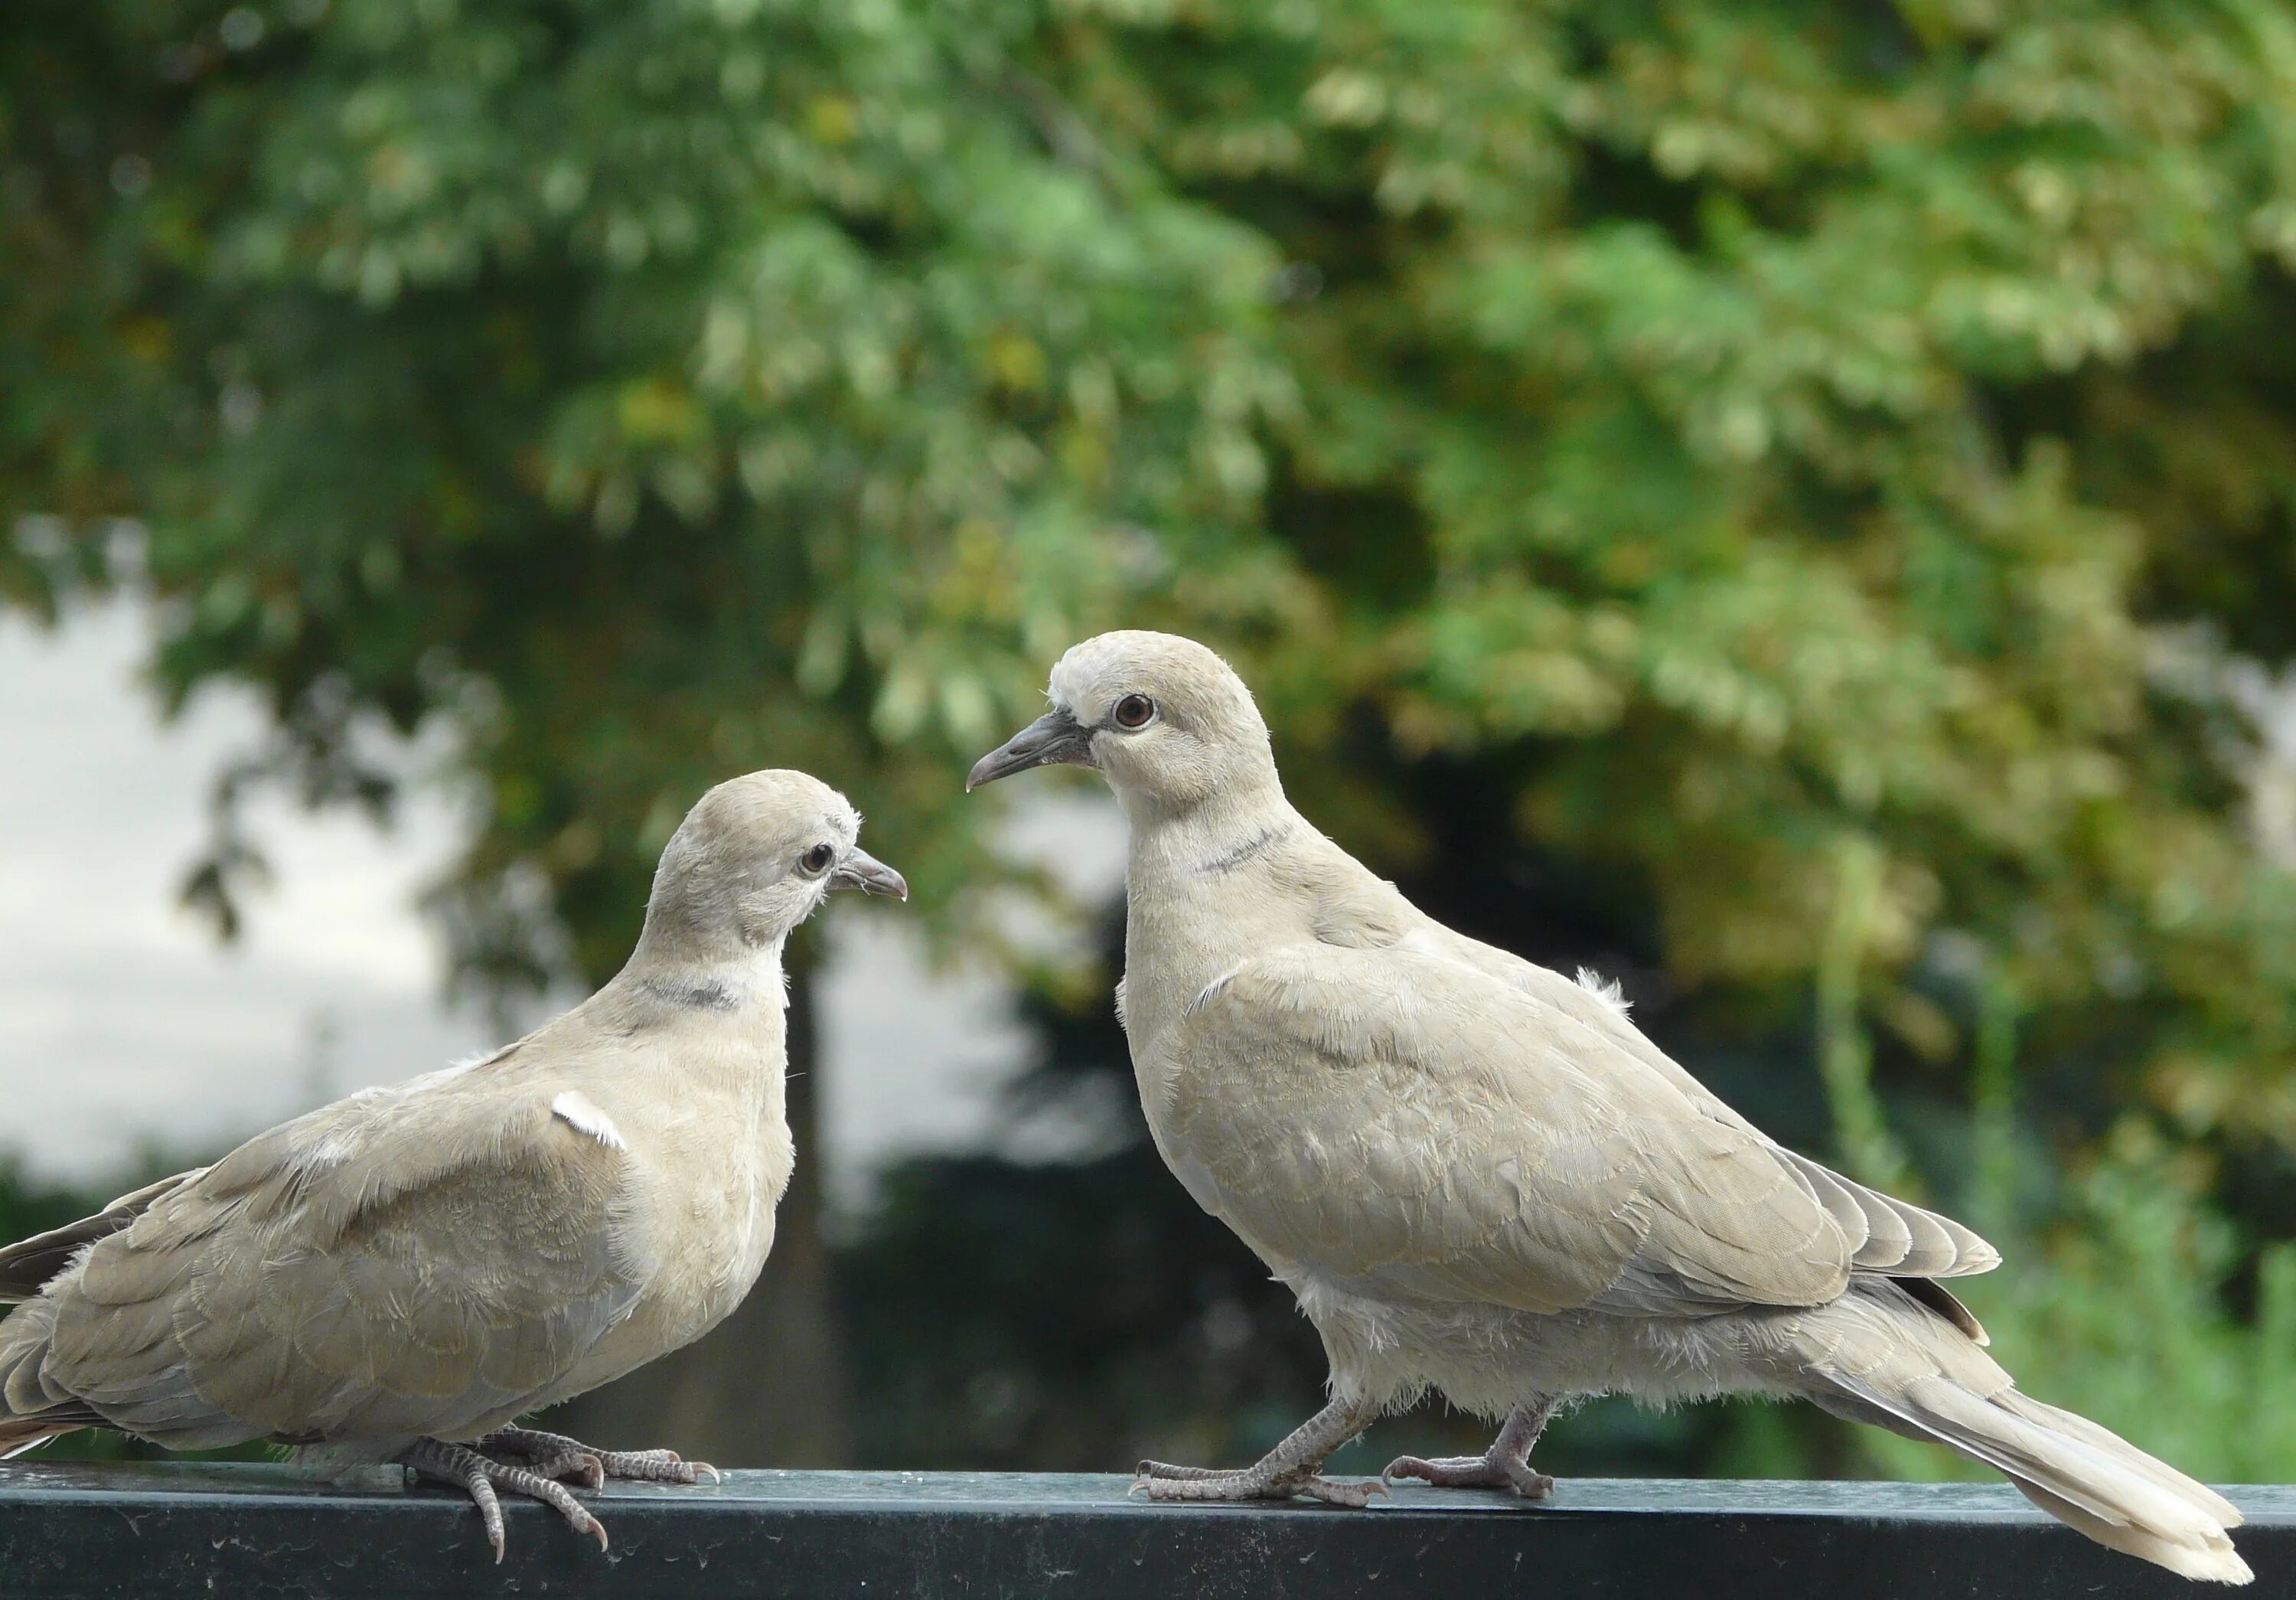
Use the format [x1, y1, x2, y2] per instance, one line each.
[828, 847, 908, 900]
[966, 708, 1092, 792]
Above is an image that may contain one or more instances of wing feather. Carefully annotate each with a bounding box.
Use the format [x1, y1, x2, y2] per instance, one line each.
[1418, 926, 1998, 1280]
[1158, 942, 1854, 1318]
[0, 1170, 208, 1303]
[23, 1085, 652, 1448]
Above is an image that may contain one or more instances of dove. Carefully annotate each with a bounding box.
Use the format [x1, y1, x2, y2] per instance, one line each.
[0, 769, 905, 1560]
[967, 629, 2250, 1585]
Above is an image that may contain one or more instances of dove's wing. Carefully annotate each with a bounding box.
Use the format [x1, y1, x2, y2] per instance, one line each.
[15, 1077, 653, 1447]
[0, 1169, 210, 1304]
[1420, 926, 1998, 1281]
[1156, 939, 1866, 1318]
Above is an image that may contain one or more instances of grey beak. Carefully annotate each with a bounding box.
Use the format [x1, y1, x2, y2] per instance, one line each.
[966, 708, 1093, 792]
[828, 847, 908, 901]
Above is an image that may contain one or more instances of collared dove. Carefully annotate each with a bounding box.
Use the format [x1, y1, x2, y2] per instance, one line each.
[0, 769, 905, 1559]
[968, 630, 2250, 1585]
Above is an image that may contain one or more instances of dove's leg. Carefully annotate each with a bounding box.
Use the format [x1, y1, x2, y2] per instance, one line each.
[479, 1424, 720, 1487]
[1135, 1394, 1382, 1507]
[399, 1435, 610, 1563]
[1381, 1396, 1558, 1498]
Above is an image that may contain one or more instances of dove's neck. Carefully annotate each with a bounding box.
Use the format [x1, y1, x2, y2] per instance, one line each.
[1119, 775, 1296, 881]
[618, 930, 794, 1016]
[1117, 780, 1338, 1049]
[585, 932, 796, 1130]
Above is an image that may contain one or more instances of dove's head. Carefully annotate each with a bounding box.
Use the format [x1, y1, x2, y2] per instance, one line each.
[638, 769, 905, 964]
[967, 631, 1279, 815]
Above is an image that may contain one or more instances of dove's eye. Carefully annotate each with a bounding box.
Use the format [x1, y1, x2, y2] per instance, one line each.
[798, 843, 836, 876]
[1112, 694, 1156, 730]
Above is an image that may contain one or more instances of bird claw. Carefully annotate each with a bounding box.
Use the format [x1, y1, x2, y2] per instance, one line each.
[478, 1427, 709, 1487]
[592, 1446, 709, 1486]
[1130, 1463, 1384, 1507]
[1381, 1452, 1552, 1499]
[571, 1504, 611, 1553]
[466, 1468, 507, 1564]
[523, 1472, 612, 1553]
[1135, 1458, 1233, 1481]
[401, 1435, 618, 1561]
[1297, 1474, 1385, 1508]
[525, 1449, 607, 1491]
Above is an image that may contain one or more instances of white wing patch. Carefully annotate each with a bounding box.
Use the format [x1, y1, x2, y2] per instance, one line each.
[551, 1091, 628, 1151]
[302, 1136, 358, 1171]
[1575, 966, 1632, 1015]
[1186, 962, 1245, 1020]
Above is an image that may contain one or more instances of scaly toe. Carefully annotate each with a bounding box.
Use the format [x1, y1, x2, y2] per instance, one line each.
[1137, 1468, 1379, 1506]
[533, 1478, 611, 1552]
[1137, 1471, 1279, 1502]
[468, 1471, 507, 1564]
[1506, 1465, 1556, 1500]
[1381, 1453, 1468, 1487]
[1296, 1474, 1384, 1508]
[1381, 1451, 1552, 1500]
[595, 1448, 703, 1484]
[1135, 1458, 1233, 1481]
[525, 1449, 607, 1490]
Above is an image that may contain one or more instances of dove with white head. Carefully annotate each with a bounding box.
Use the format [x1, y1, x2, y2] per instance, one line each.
[0, 769, 905, 1560]
[969, 630, 2249, 1585]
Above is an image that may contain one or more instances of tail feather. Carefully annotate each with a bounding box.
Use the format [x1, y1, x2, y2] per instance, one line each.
[1995, 1389, 2241, 1529]
[0, 1410, 106, 1458]
[0, 1298, 63, 1416]
[2012, 1477, 2249, 1585]
[1799, 1282, 2250, 1585]
[0, 1420, 75, 1458]
[0, 1291, 115, 1457]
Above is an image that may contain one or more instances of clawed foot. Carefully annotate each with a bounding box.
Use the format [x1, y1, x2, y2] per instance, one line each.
[1133, 1457, 1385, 1508]
[401, 1428, 719, 1562]
[481, 1425, 721, 1488]
[400, 1435, 609, 1562]
[1380, 1398, 1559, 1502]
[1381, 1450, 1554, 1499]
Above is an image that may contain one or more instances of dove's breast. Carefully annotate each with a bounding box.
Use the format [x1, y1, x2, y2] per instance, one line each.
[548, 1020, 797, 1396]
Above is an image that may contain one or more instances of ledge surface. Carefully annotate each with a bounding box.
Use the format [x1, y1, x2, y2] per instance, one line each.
[0, 1463, 2285, 1598]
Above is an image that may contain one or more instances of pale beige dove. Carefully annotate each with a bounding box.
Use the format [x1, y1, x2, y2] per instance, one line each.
[968, 629, 2249, 1585]
[0, 769, 905, 1559]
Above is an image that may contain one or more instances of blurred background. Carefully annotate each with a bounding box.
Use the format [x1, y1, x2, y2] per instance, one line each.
[7, 0, 2296, 1487]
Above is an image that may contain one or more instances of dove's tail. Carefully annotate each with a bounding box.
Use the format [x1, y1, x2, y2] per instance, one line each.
[1792, 1279, 2250, 1585]
[0, 1299, 96, 1451]
[0, 1417, 77, 1457]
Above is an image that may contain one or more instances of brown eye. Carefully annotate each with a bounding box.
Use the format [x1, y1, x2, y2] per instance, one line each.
[1112, 694, 1156, 730]
[799, 843, 835, 876]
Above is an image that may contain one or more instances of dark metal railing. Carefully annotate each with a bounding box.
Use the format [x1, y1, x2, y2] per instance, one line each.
[0, 1463, 2286, 1598]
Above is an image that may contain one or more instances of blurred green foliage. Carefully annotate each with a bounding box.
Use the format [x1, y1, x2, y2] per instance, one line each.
[8, 0, 2296, 1478]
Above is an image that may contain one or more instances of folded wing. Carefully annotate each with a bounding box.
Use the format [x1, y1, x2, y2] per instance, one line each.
[0, 1082, 652, 1449]
[1421, 926, 1999, 1281]
[1159, 939, 1958, 1321]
